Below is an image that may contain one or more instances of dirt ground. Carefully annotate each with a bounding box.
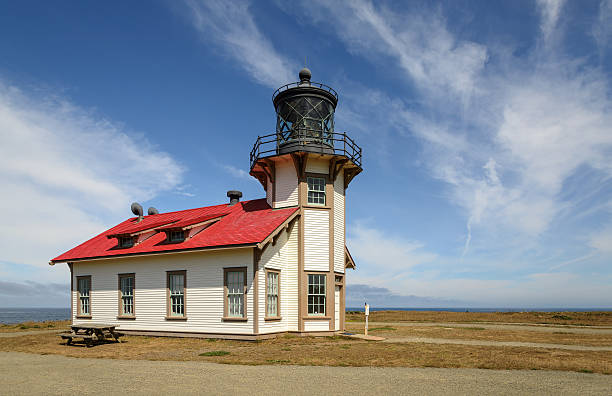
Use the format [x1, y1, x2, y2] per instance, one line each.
[345, 322, 612, 346]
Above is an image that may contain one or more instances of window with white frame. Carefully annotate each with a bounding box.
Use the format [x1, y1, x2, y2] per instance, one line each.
[225, 268, 246, 318]
[119, 274, 135, 317]
[167, 271, 185, 317]
[307, 274, 326, 315]
[77, 276, 91, 316]
[307, 177, 326, 205]
[266, 270, 280, 317]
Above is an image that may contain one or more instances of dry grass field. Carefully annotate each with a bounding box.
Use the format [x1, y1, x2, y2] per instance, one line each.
[0, 320, 70, 333]
[1, 311, 611, 375]
[345, 310, 612, 326]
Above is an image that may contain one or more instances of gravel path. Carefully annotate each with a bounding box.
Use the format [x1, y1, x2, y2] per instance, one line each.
[1, 352, 610, 395]
[382, 336, 612, 351]
[361, 322, 612, 334]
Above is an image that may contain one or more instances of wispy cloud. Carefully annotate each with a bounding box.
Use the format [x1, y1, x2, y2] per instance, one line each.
[536, 0, 566, 43]
[296, 0, 612, 251]
[0, 78, 184, 274]
[182, 0, 296, 89]
[300, 0, 487, 106]
[593, 0, 612, 55]
[222, 164, 253, 180]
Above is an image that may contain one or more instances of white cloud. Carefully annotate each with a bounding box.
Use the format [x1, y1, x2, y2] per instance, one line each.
[347, 221, 437, 272]
[0, 79, 184, 273]
[536, 0, 566, 42]
[301, 0, 487, 106]
[588, 228, 612, 254]
[593, 0, 612, 54]
[222, 164, 253, 180]
[183, 0, 296, 89]
[300, 1, 612, 246]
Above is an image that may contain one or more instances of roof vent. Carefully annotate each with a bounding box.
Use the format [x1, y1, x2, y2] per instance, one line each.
[131, 202, 144, 222]
[227, 190, 242, 206]
[147, 207, 159, 215]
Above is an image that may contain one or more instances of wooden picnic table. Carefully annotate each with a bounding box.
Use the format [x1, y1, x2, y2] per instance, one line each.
[60, 324, 123, 347]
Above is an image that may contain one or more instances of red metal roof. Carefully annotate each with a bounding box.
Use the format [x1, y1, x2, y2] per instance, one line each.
[51, 199, 298, 263]
[156, 212, 229, 230]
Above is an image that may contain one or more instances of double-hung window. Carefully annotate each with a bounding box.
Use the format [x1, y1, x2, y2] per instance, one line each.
[224, 268, 247, 319]
[118, 274, 135, 317]
[265, 270, 280, 318]
[77, 276, 91, 317]
[307, 177, 326, 205]
[167, 271, 186, 319]
[307, 274, 326, 316]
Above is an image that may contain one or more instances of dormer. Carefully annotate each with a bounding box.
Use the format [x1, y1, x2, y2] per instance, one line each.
[156, 212, 228, 243]
[107, 218, 179, 249]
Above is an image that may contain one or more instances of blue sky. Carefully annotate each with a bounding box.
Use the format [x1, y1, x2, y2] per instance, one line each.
[1, 0, 611, 308]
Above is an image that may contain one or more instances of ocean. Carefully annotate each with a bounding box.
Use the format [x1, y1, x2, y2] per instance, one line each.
[346, 307, 612, 312]
[0, 308, 71, 324]
[1, 307, 610, 324]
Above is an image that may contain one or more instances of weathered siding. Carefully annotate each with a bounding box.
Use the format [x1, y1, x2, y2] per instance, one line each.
[257, 223, 298, 334]
[303, 209, 329, 272]
[305, 158, 328, 174]
[274, 160, 298, 208]
[334, 169, 345, 273]
[304, 320, 331, 332]
[72, 249, 254, 334]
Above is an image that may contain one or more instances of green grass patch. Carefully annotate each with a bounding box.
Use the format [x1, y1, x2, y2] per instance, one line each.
[552, 314, 573, 320]
[281, 347, 292, 351]
[266, 359, 290, 364]
[463, 327, 486, 331]
[579, 369, 594, 374]
[368, 326, 397, 332]
[199, 351, 230, 357]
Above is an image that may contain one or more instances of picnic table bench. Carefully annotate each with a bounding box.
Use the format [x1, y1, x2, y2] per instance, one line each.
[60, 324, 123, 347]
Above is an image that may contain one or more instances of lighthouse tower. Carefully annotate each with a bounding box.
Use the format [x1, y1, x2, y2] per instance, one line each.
[250, 68, 362, 333]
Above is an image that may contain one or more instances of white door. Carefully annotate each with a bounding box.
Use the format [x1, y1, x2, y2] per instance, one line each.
[334, 286, 340, 331]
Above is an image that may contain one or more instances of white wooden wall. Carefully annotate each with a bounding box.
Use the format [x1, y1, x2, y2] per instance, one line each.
[72, 249, 254, 334]
[304, 320, 331, 332]
[257, 224, 298, 333]
[305, 158, 328, 174]
[303, 209, 329, 272]
[334, 169, 345, 273]
[274, 159, 298, 208]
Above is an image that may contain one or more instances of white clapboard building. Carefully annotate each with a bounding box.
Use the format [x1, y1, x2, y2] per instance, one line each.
[50, 68, 362, 339]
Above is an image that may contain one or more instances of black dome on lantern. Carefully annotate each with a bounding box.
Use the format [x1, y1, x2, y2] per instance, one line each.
[272, 69, 338, 155]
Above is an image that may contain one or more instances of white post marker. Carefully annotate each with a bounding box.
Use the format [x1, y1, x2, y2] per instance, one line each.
[364, 302, 369, 336]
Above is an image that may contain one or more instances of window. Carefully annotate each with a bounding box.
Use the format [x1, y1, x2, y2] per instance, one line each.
[166, 271, 186, 319]
[224, 267, 247, 319]
[118, 274, 135, 317]
[169, 230, 184, 242]
[266, 270, 280, 318]
[307, 274, 326, 316]
[307, 177, 326, 205]
[119, 236, 133, 248]
[77, 276, 91, 317]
